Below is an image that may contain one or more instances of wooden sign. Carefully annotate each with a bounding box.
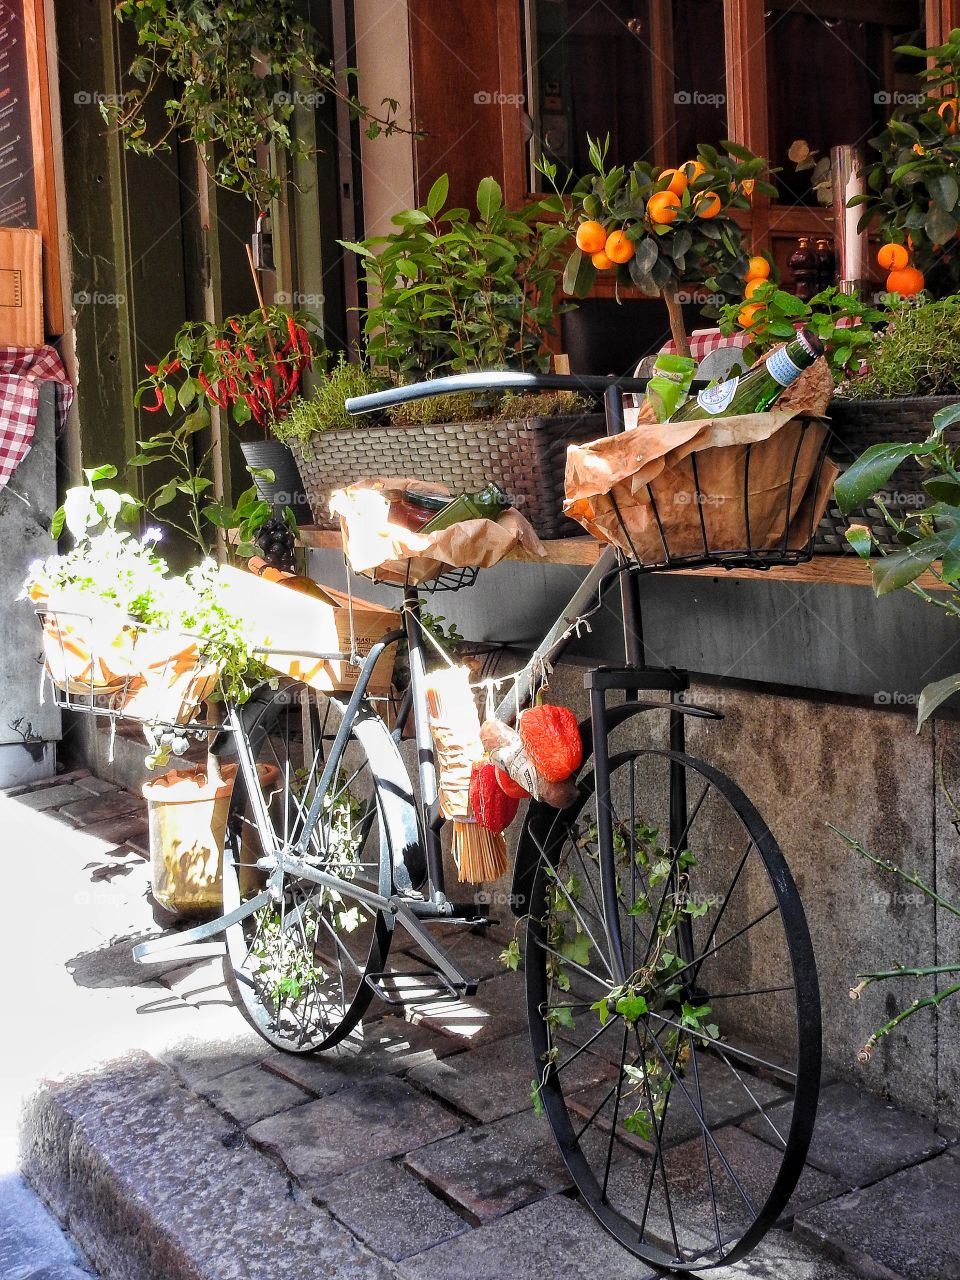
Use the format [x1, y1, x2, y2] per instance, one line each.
[0, 0, 38, 228]
[0, 226, 42, 345]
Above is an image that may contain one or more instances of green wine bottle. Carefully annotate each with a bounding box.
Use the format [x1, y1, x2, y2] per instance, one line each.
[420, 482, 510, 532]
[669, 328, 824, 422]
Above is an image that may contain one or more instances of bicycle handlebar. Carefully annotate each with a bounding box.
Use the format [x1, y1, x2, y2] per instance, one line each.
[344, 370, 675, 416]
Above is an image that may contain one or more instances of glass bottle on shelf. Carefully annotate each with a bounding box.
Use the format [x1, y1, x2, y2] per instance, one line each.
[788, 236, 818, 300]
[669, 329, 823, 421]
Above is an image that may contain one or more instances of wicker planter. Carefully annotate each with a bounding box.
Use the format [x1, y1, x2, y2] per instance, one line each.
[817, 395, 960, 552]
[239, 439, 314, 524]
[290, 412, 607, 540]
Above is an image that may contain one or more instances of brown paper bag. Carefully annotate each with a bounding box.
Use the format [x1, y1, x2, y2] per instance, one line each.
[565, 412, 839, 563]
[330, 479, 547, 585]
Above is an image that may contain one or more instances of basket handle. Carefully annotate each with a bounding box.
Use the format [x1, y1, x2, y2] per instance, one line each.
[343, 371, 662, 417]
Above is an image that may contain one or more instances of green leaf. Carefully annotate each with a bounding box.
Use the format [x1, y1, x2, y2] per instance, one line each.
[246, 466, 276, 483]
[616, 994, 649, 1022]
[933, 402, 960, 434]
[845, 524, 874, 559]
[162, 384, 177, 416]
[561, 932, 591, 966]
[232, 398, 252, 425]
[152, 479, 178, 508]
[927, 170, 959, 213]
[183, 405, 211, 435]
[925, 202, 957, 244]
[562, 249, 597, 298]
[917, 672, 960, 728]
[426, 173, 449, 218]
[477, 176, 503, 222]
[177, 377, 197, 410]
[872, 536, 945, 595]
[50, 506, 65, 539]
[834, 442, 937, 514]
[391, 208, 431, 227]
[84, 463, 118, 484]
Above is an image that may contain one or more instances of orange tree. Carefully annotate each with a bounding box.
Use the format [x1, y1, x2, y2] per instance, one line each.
[548, 136, 777, 356]
[852, 29, 960, 296]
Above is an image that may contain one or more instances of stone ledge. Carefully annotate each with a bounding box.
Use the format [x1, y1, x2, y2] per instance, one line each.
[19, 1051, 394, 1280]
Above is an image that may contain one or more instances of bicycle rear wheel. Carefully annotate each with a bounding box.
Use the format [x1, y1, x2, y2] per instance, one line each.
[218, 681, 394, 1053]
[525, 746, 820, 1271]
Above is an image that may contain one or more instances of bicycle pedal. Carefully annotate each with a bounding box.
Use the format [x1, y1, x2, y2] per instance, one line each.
[365, 968, 475, 1007]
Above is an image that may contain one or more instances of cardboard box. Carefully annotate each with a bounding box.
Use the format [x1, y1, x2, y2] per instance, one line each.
[218, 566, 401, 694]
[0, 228, 43, 346]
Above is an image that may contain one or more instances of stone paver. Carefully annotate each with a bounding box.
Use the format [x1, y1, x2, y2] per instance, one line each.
[263, 1017, 465, 1099]
[159, 959, 234, 1011]
[320, 1159, 469, 1261]
[0, 1172, 93, 1279]
[57, 791, 145, 827]
[73, 777, 119, 796]
[795, 1150, 960, 1279]
[247, 1076, 462, 1193]
[703, 1226, 871, 1278]
[401, 969, 527, 1047]
[14, 784, 89, 812]
[80, 816, 149, 852]
[396, 1193, 658, 1280]
[404, 1105, 628, 1221]
[156, 1026, 270, 1091]
[197, 1062, 313, 1127]
[408, 1029, 612, 1124]
[567, 1047, 790, 1151]
[743, 1080, 947, 1187]
[398, 923, 509, 983]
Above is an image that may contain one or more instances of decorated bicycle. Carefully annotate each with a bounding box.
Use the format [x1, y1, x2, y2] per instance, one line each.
[33, 358, 832, 1273]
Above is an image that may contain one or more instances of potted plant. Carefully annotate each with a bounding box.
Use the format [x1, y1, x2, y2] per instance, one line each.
[294, 174, 596, 538]
[556, 135, 777, 355]
[139, 305, 323, 526]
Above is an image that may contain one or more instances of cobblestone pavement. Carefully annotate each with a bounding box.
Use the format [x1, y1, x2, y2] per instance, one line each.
[4, 770, 959, 1280]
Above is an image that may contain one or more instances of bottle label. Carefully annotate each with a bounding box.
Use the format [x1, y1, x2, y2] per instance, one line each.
[695, 377, 738, 415]
[766, 346, 803, 387]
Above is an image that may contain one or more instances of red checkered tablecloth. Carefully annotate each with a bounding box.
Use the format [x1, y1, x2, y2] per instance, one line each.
[658, 328, 751, 360]
[0, 346, 74, 490]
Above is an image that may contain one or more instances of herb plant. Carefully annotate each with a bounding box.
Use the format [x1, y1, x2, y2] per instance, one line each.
[842, 296, 960, 398]
[718, 284, 887, 382]
[272, 356, 388, 442]
[340, 174, 572, 381]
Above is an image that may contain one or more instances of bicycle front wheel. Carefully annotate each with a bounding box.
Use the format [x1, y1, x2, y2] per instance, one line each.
[219, 681, 395, 1053]
[525, 747, 820, 1271]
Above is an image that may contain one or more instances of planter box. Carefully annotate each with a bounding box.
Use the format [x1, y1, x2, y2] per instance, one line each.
[817, 395, 960, 552]
[291, 412, 607, 540]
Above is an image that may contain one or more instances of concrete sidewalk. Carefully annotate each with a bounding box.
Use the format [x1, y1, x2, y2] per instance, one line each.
[4, 770, 958, 1280]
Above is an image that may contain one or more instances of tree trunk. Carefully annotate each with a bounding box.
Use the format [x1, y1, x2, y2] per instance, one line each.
[661, 287, 691, 359]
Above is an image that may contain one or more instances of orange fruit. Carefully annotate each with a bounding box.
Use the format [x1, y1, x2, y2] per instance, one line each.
[939, 98, 959, 134]
[604, 229, 635, 263]
[913, 142, 926, 156]
[576, 220, 607, 254]
[647, 190, 681, 224]
[746, 254, 771, 280]
[877, 242, 908, 271]
[682, 159, 706, 182]
[744, 277, 767, 300]
[592, 249, 614, 270]
[886, 266, 925, 296]
[694, 190, 721, 218]
[738, 302, 766, 329]
[659, 167, 688, 196]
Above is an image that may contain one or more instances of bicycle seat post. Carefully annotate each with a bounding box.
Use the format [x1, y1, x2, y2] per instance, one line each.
[603, 384, 647, 675]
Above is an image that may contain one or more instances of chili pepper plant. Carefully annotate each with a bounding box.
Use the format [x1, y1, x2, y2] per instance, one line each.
[137, 307, 323, 435]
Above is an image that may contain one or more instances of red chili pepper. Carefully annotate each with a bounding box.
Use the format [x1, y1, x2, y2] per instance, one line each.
[244, 392, 265, 425]
[143, 386, 164, 413]
[160, 358, 182, 375]
[197, 370, 227, 408]
[229, 319, 242, 335]
[296, 326, 312, 357]
[286, 315, 298, 347]
[144, 362, 159, 374]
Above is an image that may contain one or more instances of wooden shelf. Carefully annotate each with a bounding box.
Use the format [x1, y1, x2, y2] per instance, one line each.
[298, 526, 949, 591]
